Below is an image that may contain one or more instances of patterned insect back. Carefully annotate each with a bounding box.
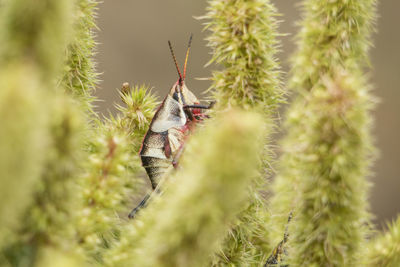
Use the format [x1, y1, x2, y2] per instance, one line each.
[139, 82, 200, 189]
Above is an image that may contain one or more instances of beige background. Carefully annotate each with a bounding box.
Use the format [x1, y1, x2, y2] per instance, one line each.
[95, 1, 400, 227]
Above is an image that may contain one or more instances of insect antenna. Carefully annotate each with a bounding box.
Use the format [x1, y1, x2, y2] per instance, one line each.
[168, 40, 183, 84]
[183, 33, 193, 81]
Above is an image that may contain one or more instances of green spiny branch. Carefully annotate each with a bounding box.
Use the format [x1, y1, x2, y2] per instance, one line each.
[60, 0, 99, 113]
[75, 84, 157, 263]
[0, 0, 86, 265]
[203, 0, 283, 113]
[115, 83, 159, 151]
[202, 0, 283, 264]
[0, 67, 48, 254]
[0, 0, 74, 81]
[269, 0, 377, 266]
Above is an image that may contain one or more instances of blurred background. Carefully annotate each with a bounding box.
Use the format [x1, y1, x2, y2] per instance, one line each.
[95, 1, 399, 227]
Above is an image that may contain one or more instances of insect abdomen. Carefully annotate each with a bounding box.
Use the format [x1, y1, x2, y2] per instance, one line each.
[139, 130, 174, 189]
[141, 156, 171, 189]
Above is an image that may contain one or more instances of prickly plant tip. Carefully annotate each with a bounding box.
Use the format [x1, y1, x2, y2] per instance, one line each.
[203, 0, 283, 113]
[364, 216, 400, 267]
[290, 0, 377, 93]
[103, 110, 265, 267]
[115, 83, 159, 147]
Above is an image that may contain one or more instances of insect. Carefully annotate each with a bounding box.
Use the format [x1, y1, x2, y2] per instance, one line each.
[265, 212, 293, 267]
[128, 35, 214, 219]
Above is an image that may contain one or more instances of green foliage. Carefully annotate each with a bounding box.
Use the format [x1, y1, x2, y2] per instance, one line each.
[60, 0, 99, 111]
[0, 0, 76, 260]
[0, 0, 388, 266]
[365, 216, 400, 267]
[202, 0, 283, 265]
[75, 122, 140, 262]
[0, 0, 87, 266]
[14, 97, 84, 251]
[115, 83, 159, 150]
[203, 0, 283, 113]
[104, 110, 265, 267]
[0, 0, 74, 80]
[0, 67, 48, 253]
[210, 196, 272, 266]
[290, 0, 377, 93]
[269, 0, 377, 266]
[287, 69, 374, 266]
[74, 84, 157, 263]
[34, 247, 87, 267]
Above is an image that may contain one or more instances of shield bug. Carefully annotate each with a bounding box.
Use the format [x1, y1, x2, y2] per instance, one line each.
[128, 35, 214, 219]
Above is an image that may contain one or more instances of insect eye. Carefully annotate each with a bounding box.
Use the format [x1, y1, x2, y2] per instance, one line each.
[173, 91, 180, 101]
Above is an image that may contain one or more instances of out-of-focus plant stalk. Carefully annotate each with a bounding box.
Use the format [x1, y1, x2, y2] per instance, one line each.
[0, 0, 75, 258]
[269, 0, 377, 266]
[0, 1, 93, 266]
[0, 67, 48, 253]
[202, 0, 283, 264]
[0, 0, 73, 81]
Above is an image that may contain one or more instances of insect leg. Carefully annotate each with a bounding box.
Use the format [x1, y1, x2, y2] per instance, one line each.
[128, 180, 166, 219]
[183, 101, 215, 110]
[128, 194, 150, 219]
[172, 143, 186, 168]
[184, 101, 215, 121]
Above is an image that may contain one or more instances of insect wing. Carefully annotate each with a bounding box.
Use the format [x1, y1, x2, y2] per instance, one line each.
[150, 94, 186, 133]
[181, 83, 199, 105]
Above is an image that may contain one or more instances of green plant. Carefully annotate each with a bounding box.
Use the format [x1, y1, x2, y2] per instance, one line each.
[365, 216, 400, 267]
[0, 0, 83, 265]
[74, 84, 157, 263]
[269, 0, 377, 266]
[202, 0, 283, 265]
[0, 1, 396, 267]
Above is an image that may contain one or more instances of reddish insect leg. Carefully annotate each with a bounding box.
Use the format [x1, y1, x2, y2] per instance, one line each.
[184, 101, 215, 121]
[172, 142, 186, 168]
